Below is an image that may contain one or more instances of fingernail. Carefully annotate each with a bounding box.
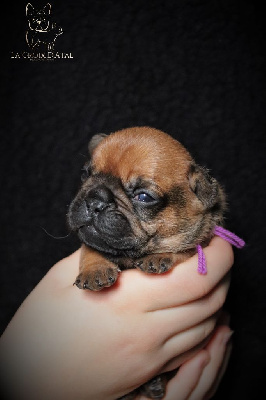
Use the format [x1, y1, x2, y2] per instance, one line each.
[198, 351, 210, 369]
[223, 330, 234, 345]
[201, 355, 210, 368]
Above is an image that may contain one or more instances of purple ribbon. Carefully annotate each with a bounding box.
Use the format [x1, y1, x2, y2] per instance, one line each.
[197, 226, 245, 274]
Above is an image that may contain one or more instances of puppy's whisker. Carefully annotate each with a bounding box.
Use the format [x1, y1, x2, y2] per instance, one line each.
[40, 226, 71, 240]
[78, 153, 87, 159]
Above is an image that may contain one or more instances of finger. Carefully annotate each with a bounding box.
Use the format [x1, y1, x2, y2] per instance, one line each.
[188, 326, 233, 400]
[205, 339, 232, 399]
[138, 350, 210, 400]
[157, 314, 231, 374]
[147, 275, 230, 343]
[160, 335, 211, 373]
[159, 314, 218, 367]
[119, 237, 234, 310]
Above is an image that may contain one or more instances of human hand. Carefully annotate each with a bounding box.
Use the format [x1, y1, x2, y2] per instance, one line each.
[0, 237, 233, 400]
[137, 317, 233, 400]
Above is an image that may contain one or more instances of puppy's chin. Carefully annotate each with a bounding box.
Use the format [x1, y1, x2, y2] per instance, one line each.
[77, 225, 142, 257]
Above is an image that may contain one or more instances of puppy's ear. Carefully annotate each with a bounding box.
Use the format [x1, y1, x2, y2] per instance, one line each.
[88, 134, 107, 156]
[188, 164, 220, 209]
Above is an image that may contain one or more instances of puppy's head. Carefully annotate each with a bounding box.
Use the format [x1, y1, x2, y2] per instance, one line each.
[68, 127, 225, 259]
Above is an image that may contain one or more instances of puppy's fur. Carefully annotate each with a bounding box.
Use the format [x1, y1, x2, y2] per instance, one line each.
[68, 127, 226, 399]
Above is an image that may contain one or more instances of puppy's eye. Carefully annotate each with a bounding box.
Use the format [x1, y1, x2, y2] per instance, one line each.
[134, 193, 155, 203]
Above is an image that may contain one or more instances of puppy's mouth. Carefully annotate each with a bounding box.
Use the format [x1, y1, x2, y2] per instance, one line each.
[69, 202, 143, 256]
[77, 223, 139, 256]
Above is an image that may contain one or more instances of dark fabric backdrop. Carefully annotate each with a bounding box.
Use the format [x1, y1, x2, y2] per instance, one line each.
[1, 0, 266, 398]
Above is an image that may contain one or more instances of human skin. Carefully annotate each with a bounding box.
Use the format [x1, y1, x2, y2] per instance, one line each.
[0, 237, 233, 400]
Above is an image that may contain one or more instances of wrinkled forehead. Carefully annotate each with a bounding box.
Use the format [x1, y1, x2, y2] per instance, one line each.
[91, 128, 192, 190]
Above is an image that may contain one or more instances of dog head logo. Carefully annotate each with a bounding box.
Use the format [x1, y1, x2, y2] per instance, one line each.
[26, 3, 63, 51]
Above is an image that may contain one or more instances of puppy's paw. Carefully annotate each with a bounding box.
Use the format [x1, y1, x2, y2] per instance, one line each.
[117, 374, 167, 400]
[134, 254, 174, 274]
[74, 265, 120, 291]
[140, 374, 166, 399]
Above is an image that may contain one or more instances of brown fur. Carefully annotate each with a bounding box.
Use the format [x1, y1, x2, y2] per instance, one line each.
[67, 126, 226, 399]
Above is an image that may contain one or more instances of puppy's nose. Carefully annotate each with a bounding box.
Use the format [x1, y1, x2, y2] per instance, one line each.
[86, 185, 114, 214]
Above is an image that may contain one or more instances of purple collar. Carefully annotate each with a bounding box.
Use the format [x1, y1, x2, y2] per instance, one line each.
[197, 226, 245, 274]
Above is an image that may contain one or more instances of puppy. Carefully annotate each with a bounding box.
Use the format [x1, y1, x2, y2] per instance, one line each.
[67, 127, 226, 399]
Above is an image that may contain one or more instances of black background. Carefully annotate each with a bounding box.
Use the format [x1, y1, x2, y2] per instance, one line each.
[1, 0, 266, 398]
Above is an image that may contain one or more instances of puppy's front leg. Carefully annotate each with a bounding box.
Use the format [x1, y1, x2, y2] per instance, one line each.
[74, 245, 120, 291]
